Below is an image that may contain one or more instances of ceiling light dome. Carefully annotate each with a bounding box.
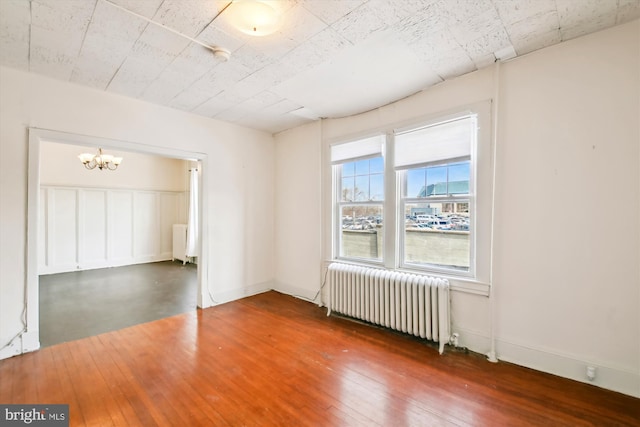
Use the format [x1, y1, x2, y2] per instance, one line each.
[226, 0, 281, 37]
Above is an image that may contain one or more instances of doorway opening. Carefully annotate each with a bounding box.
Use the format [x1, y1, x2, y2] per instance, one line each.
[27, 128, 209, 350]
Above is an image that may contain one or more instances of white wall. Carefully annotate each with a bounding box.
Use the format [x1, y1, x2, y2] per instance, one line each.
[0, 66, 275, 358]
[39, 142, 189, 274]
[273, 20, 640, 397]
[40, 141, 189, 191]
[274, 121, 322, 301]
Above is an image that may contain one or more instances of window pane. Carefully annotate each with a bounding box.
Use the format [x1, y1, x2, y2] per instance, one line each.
[342, 162, 355, 177]
[339, 157, 385, 202]
[407, 168, 426, 198]
[403, 202, 470, 271]
[369, 157, 384, 174]
[426, 166, 447, 195]
[340, 205, 383, 261]
[341, 177, 354, 201]
[448, 162, 470, 194]
[355, 159, 369, 175]
[370, 173, 384, 201]
[355, 176, 369, 201]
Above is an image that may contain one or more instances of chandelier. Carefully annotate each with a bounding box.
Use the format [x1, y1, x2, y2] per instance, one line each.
[78, 148, 123, 171]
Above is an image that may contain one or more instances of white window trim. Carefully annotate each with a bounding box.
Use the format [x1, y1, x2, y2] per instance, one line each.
[332, 144, 386, 266]
[325, 101, 493, 296]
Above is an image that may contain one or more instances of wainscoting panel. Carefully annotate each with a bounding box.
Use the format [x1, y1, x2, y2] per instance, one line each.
[39, 186, 187, 275]
[110, 191, 134, 263]
[80, 189, 107, 268]
[51, 188, 78, 271]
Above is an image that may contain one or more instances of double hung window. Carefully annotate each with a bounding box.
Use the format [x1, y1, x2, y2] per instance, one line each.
[331, 105, 488, 282]
[332, 136, 385, 262]
[396, 115, 476, 273]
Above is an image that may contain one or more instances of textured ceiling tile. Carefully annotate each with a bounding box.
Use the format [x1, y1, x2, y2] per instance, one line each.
[211, 101, 251, 121]
[393, 3, 448, 45]
[70, 52, 120, 89]
[29, 0, 95, 79]
[617, 0, 640, 24]
[29, 25, 85, 80]
[141, 70, 193, 104]
[492, 0, 557, 26]
[461, 26, 511, 59]
[107, 56, 165, 97]
[71, 0, 148, 89]
[87, 0, 148, 42]
[331, 2, 387, 44]
[107, 0, 164, 19]
[509, 28, 561, 55]
[187, 61, 249, 97]
[168, 87, 213, 112]
[367, 0, 439, 26]
[277, 3, 328, 44]
[243, 90, 283, 110]
[131, 24, 191, 63]
[244, 35, 298, 60]
[504, 9, 561, 55]
[231, 44, 276, 72]
[151, 0, 224, 39]
[191, 96, 235, 117]
[245, 61, 299, 88]
[164, 43, 223, 82]
[0, 0, 31, 70]
[282, 27, 351, 74]
[556, 0, 617, 40]
[299, 0, 364, 26]
[196, 24, 245, 53]
[31, 0, 94, 34]
[407, 28, 474, 79]
[435, 0, 496, 24]
[262, 99, 304, 116]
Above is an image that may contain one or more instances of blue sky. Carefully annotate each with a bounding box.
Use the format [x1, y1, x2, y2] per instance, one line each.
[342, 157, 469, 200]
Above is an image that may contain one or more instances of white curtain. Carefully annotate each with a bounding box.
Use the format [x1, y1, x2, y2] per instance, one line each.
[186, 168, 199, 259]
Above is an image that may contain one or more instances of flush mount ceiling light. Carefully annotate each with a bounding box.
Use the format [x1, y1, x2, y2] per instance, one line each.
[78, 148, 123, 171]
[225, 0, 281, 37]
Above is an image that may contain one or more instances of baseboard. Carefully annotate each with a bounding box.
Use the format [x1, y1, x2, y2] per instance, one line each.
[271, 281, 323, 306]
[454, 327, 640, 398]
[203, 281, 273, 307]
[39, 256, 175, 275]
[0, 330, 40, 361]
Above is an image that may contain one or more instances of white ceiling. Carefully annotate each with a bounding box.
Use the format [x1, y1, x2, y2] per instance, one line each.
[1, 0, 638, 134]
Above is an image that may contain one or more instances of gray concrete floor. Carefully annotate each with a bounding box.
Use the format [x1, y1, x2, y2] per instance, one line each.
[39, 261, 197, 348]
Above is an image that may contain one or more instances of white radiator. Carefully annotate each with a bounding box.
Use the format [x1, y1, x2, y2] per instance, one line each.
[327, 263, 451, 354]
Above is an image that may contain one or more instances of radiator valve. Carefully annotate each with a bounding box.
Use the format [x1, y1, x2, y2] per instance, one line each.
[450, 333, 460, 347]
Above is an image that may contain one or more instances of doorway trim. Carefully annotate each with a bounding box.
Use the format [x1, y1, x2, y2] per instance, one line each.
[26, 127, 209, 352]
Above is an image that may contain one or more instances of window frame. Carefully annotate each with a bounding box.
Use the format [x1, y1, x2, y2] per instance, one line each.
[395, 113, 477, 277]
[333, 154, 385, 265]
[398, 160, 475, 277]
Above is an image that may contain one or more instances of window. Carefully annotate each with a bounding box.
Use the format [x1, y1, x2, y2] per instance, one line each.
[332, 136, 384, 262]
[397, 116, 476, 273]
[330, 104, 490, 283]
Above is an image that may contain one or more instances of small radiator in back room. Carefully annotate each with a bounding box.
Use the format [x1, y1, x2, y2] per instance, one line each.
[327, 263, 451, 354]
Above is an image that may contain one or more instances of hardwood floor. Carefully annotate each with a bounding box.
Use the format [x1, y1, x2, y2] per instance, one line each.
[2, 291, 638, 426]
[39, 261, 197, 347]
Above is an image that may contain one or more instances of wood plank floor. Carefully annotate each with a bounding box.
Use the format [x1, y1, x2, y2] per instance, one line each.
[2, 291, 638, 426]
